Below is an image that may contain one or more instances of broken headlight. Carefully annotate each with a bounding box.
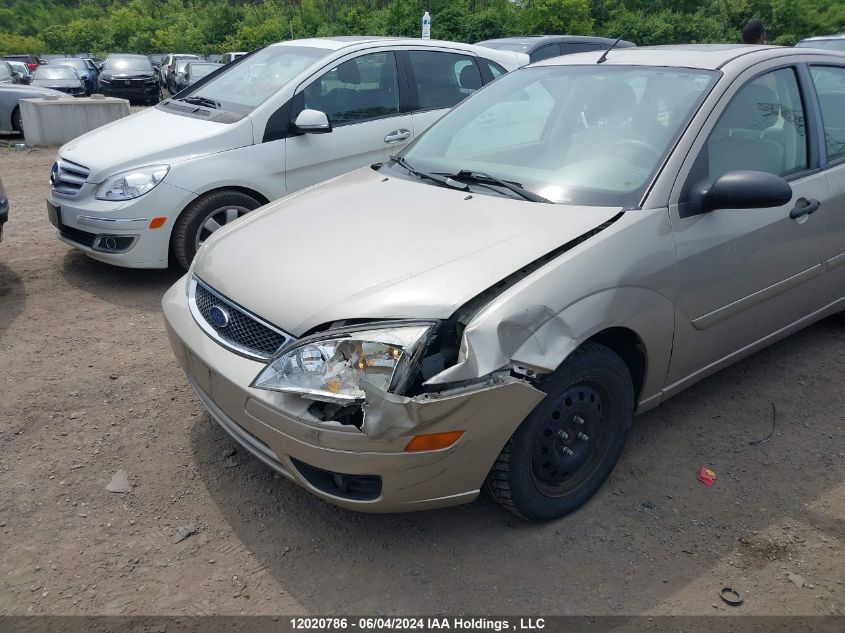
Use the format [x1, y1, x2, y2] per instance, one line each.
[251, 323, 435, 403]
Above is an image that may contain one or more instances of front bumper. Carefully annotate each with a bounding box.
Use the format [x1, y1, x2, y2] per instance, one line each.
[100, 82, 159, 100]
[162, 276, 544, 513]
[48, 180, 196, 269]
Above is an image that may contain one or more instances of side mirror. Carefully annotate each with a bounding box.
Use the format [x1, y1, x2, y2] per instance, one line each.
[703, 170, 792, 212]
[294, 108, 332, 134]
[684, 170, 792, 217]
[11, 72, 21, 83]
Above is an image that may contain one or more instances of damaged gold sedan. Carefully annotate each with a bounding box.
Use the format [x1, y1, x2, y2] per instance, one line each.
[164, 45, 845, 519]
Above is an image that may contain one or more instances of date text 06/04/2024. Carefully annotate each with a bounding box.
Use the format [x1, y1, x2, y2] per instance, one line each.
[289, 617, 547, 631]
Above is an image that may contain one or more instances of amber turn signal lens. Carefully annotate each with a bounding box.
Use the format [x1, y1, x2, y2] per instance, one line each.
[404, 430, 464, 452]
[148, 216, 167, 229]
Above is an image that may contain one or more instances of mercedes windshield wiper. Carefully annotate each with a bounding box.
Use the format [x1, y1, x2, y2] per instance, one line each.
[444, 170, 551, 203]
[175, 95, 221, 109]
[390, 156, 469, 192]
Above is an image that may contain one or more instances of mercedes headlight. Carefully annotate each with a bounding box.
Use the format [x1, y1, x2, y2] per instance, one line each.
[252, 323, 435, 403]
[95, 165, 169, 201]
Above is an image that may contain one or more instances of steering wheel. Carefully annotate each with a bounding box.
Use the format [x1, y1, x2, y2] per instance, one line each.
[608, 139, 661, 163]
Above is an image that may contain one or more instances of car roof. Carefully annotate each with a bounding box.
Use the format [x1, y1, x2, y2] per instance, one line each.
[106, 53, 149, 59]
[531, 44, 845, 70]
[269, 36, 519, 51]
[478, 35, 631, 49]
[265, 37, 529, 69]
[799, 34, 845, 41]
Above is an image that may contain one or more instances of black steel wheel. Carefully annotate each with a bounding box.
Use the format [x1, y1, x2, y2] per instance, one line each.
[486, 342, 634, 521]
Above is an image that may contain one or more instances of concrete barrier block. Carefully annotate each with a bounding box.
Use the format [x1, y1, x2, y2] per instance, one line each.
[20, 96, 130, 146]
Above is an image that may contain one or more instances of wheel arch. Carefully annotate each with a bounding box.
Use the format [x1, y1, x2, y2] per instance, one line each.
[584, 327, 647, 403]
[169, 186, 270, 269]
[11, 105, 21, 133]
[181, 185, 270, 211]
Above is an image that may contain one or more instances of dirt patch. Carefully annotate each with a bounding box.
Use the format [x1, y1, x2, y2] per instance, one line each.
[0, 148, 843, 616]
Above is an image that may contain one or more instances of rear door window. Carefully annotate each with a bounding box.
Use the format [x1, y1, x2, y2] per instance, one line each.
[562, 42, 604, 55]
[809, 65, 845, 163]
[407, 50, 482, 111]
[531, 44, 562, 62]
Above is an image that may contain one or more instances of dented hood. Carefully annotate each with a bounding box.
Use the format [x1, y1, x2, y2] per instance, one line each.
[59, 106, 252, 183]
[194, 168, 621, 336]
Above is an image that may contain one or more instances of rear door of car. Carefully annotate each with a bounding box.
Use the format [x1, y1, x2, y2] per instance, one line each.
[402, 48, 486, 142]
[665, 60, 832, 393]
[284, 48, 413, 193]
[806, 61, 845, 306]
[159, 55, 170, 84]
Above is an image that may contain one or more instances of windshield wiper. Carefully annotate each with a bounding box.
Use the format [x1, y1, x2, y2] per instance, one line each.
[444, 170, 551, 203]
[390, 156, 469, 192]
[174, 95, 221, 109]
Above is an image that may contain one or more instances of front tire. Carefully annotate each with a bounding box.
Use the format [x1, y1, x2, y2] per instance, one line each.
[485, 342, 634, 521]
[171, 190, 261, 270]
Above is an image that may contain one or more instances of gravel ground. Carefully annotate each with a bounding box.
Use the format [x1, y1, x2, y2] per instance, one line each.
[0, 142, 843, 617]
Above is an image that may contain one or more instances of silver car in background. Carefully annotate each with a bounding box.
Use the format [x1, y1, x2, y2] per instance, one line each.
[0, 83, 66, 134]
[182, 61, 223, 88]
[164, 45, 845, 520]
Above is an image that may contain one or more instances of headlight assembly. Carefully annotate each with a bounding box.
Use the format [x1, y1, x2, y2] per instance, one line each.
[95, 165, 169, 201]
[252, 323, 435, 404]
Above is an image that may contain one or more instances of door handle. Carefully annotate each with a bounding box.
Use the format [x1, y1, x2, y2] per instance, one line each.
[384, 129, 411, 143]
[789, 198, 821, 220]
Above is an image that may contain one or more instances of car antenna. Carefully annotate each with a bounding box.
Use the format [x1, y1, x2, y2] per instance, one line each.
[597, 0, 661, 64]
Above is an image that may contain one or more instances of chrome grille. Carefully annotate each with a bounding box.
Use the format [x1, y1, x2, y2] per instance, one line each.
[51, 159, 90, 196]
[189, 277, 292, 361]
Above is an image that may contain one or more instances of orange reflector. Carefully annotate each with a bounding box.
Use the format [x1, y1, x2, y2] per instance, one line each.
[404, 430, 464, 452]
[148, 216, 167, 229]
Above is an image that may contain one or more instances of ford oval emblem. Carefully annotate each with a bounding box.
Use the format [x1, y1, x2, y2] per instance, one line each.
[208, 305, 230, 328]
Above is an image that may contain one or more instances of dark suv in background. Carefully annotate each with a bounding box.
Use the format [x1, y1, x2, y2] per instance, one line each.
[98, 54, 161, 105]
[476, 35, 635, 63]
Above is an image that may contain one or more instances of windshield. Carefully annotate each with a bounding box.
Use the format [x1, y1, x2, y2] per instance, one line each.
[477, 41, 532, 53]
[181, 45, 331, 114]
[35, 66, 77, 80]
[796, 39, 845, 52]
[397, 65, 717, 207]
[189, 63, 219, 78]
[54, 59, 86, 72]
[104, 57, 152, 72]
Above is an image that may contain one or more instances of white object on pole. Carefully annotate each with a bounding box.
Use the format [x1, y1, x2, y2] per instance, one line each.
[422, 11, 431, 39]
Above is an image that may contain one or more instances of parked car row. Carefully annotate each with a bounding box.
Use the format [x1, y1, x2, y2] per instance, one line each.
[47, 37, 526, 268]
[34, 37, 845, 521]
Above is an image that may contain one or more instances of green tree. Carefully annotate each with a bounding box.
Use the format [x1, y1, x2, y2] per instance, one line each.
[520, 0, 593, 35]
